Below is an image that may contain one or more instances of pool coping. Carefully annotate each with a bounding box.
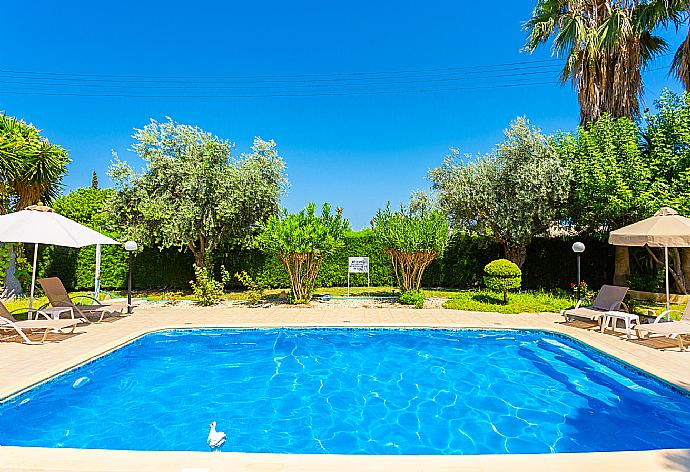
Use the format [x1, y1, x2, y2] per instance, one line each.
[0, 446, 688, 472]
[1, 307, 689, 471]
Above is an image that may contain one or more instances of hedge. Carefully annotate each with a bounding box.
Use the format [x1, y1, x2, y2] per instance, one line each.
[37, 233, 614, 292]
[25, 187, 615, 292]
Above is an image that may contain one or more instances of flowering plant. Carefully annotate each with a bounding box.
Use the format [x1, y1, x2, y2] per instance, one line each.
[570, 281, 595, 304]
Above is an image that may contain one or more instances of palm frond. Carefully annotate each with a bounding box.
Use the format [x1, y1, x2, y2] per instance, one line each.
[671, 29, 690, 90]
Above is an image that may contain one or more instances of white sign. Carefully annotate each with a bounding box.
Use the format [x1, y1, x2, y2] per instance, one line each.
[348, 257, 370, 274]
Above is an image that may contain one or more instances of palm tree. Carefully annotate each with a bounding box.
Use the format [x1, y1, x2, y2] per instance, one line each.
[672, 31, 690, 88]
[0, 114, 70, 296]
[524, 0, 668, 124]
[0, 114, 70, 212]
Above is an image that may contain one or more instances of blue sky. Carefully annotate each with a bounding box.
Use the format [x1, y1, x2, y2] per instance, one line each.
[1, 1, 685, 229]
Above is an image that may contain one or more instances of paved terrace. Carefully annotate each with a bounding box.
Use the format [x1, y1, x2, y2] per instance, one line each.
[0, 305, 689, 471]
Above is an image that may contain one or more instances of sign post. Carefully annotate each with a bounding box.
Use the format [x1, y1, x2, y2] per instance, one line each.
[348, 257, 370, 297]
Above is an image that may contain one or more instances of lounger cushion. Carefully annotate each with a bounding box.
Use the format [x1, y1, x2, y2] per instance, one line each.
[73, 304, 125, 312]
[637, 321, 690, 335]
[9, 319, 78, 330]
[563, 307, 608, 321]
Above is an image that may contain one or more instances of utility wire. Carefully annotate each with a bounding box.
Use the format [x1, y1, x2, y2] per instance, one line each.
[0, 52, 670, 83]
[0, 58, 565, 81]
[0, 64, 670, 99]
[0, 67, 564, 90]
[0, 64, 565, 85]
[0, 81, 567, 98]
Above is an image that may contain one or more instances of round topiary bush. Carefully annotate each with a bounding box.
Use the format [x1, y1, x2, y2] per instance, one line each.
[483, 259, 521, 303]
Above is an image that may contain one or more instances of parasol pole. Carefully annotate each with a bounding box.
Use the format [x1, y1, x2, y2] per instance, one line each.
[665, 245, 670, 315]
[94, 243, 102, 299]
[28, 243, 38, 320]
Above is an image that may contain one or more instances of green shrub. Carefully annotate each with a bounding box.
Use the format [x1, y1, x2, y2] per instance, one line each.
[628, 269, 665, 292]
[0, 244, 10, 291]
[399, 289, 426, 309]
[190, 265, 230, 306]
[162, 290, 182, 305]
[257, 203, 348, 304]
[235, 270, 266, 306]
[372, 201, 449, 291]
[483, 259, 521, 303]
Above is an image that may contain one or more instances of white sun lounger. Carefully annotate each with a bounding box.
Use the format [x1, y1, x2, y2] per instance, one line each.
[561, 285, 629, 324]
[0, 301, 78, 345]
[636, 301, 690, 351]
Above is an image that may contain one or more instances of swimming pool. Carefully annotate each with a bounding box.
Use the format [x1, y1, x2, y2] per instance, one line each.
[1, 328, 689, 454]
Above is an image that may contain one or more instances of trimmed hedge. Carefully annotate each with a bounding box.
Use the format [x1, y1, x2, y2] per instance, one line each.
[484, 259, 522, 303]
[27, 187, 617, 292]
[37, 232, 615, 292]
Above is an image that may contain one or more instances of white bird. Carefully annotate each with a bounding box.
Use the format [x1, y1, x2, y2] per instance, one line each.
[207, 421, 227, 452]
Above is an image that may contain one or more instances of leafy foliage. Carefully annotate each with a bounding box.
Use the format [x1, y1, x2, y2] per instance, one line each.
[555, 114, 653, 233]
[256, 203, 349, 303]
[108, 118, 287, 269]
[161, 290, 182, 306]
[0, 244, 8, 287]
[190, 265, 230, 306]
[0, 113, 70, 213]
[431, 117, 569, 267]
[235, 270, 266, 305]
[399, 289, 425, 309]
[642, 90, 690, 214]
[483, 259, 522, 303]
[372, 200, 449, 291]
[40, 188, 127, 291]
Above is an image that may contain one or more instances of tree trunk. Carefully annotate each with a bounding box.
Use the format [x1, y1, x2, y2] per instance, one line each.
[644, 246, 687, 295]
[387, 249, 437, 291]
[280, 251, 322, 303]
[680, 248, 690, 289]
[671, 248, 687, 294]
[189, 237, 207, 269]
[503, 244, 527, 268]
[613, 246, 630, 286]
[2, 245, 24, 298]
[193, 250, 205, 269]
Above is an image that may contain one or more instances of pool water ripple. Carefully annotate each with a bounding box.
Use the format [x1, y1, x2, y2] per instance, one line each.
[1, 328, 690, 454]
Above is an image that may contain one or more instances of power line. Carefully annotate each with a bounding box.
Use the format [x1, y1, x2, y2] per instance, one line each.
[0, 63, 671, 99]
[0, 64, 564, 85]
[0, 58, 565, 81]
[0, 67, 564, 90]
[0, 80, 562, 99]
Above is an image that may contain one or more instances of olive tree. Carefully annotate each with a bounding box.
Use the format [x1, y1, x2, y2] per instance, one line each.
[372, 199, 449, 291]
[430, 117, 570, 268]
[108, 118, 287, 270]
[256, 203, 349, 304]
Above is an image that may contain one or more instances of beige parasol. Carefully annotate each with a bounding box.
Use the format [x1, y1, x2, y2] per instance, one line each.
[609, 207, 690, 311]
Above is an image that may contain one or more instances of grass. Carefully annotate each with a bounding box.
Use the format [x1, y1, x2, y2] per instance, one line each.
[1, 286, 459, 313]
[443, 290, 575, 314]
[6, 285, 683, 319]
[627, 300, 685, 321]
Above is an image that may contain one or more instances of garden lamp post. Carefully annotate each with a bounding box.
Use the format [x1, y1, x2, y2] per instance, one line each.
[124, 241, 137, 314]
[572, 242, 585, 301]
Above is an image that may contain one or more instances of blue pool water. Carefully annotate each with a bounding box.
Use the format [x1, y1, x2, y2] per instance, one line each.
[1, 328, 690, 454]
